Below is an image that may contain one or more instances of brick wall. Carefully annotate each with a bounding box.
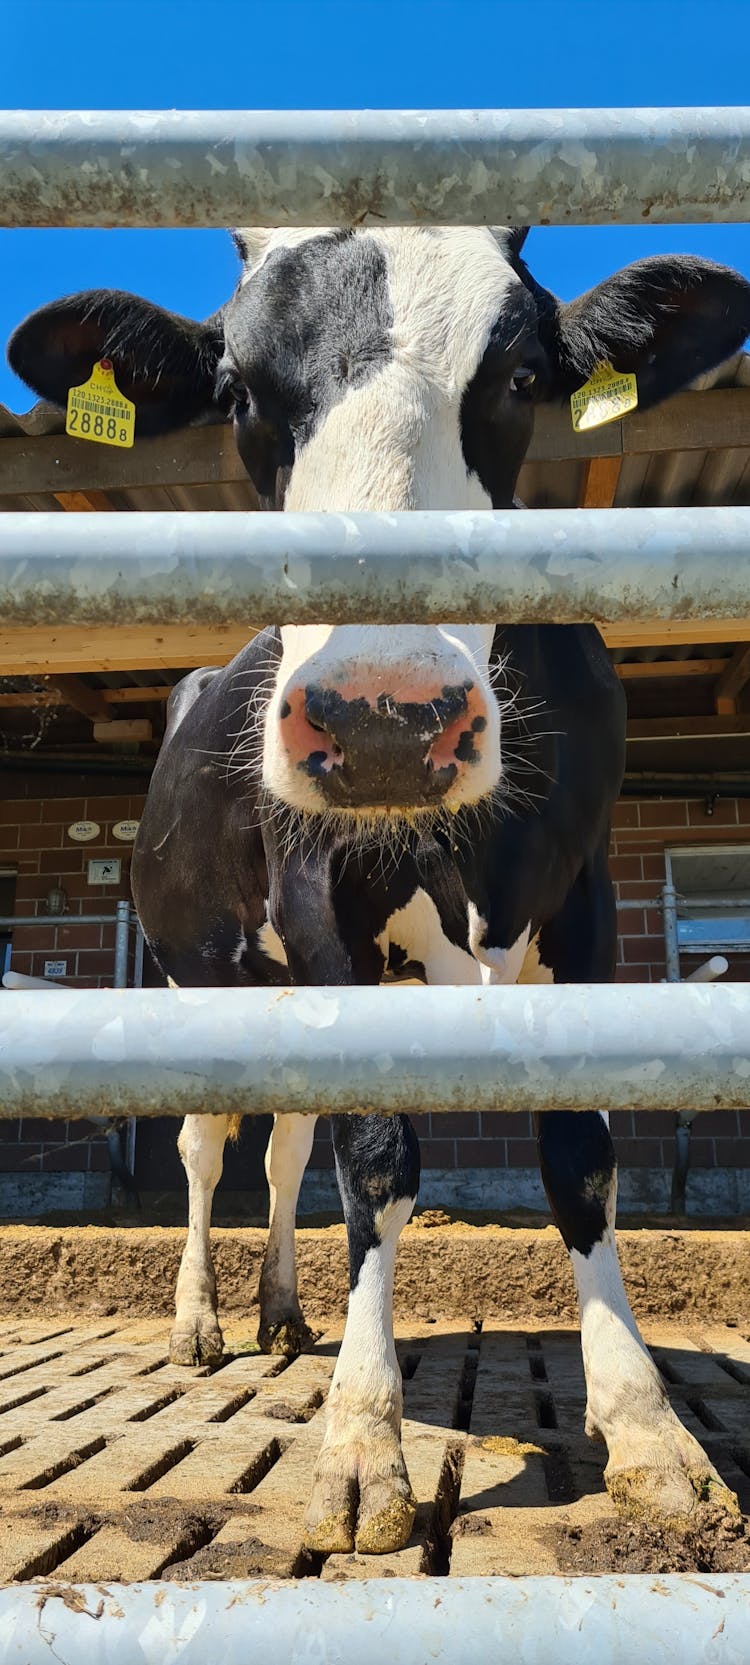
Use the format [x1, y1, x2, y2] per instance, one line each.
[2, 782, 749, 1215]
[0, 781, 145, 1198]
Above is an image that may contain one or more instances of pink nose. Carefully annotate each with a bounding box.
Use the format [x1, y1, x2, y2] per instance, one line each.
[278, 678, 491, 808]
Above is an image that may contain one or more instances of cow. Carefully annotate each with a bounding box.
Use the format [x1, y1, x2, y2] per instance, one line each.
[9, 226, 750, 1555]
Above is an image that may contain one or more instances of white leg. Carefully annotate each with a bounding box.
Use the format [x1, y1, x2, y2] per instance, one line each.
[258, 1112, 318, 1356]
[170, 1113, 229, 1366]
[305, 1116, 418, 1557]
[573, 1169, 738, 1522]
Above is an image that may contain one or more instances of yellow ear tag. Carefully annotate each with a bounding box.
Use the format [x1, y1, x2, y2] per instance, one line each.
[65, 359, 135, 448]
[570, 361, 638, 433]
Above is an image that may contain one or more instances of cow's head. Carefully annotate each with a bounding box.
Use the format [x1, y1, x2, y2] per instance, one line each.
[9, 229, 750, 821]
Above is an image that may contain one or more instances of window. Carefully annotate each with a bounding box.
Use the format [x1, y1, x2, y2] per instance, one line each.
[666, 845, 750, 954]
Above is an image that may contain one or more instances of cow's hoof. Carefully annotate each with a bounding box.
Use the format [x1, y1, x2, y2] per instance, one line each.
[169, 1320, 224, 1367]
[258, 1314, 320, 1358]
[355, 1477, 416, 1554]
[304, 1441, 416, 1555]
[606, 1453, 739, 1528]
[303, 1473, 358, 1553]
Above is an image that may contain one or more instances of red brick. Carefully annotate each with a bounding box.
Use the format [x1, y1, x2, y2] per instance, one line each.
[680, 1137, 716, 1168]
[457, 1138, 508, 1168]
[480, 1111, 533, 1138]
[506, 1139, 538, 1167]
[88, 1143, 112, 1172]
[715, 1140, 750, 1168]
[55, 925, 102, 951]
[40, 1145, 88, 1172]
[43, 799, 87, 824]
[609, 1111, 635, 1137]
[739, 1110, 750, 1135]
[409, 1114, 431, 1138]
[737, 800, 750, 824]
[687, 798, 738, 827]
[638, 801, 688, 828]
[611, 802, 640, 828]
[618, 909, 646, 937]
[432, 1112, 479, 1138]
[615, 1139, 664, 1168]
[20, 1117, 62, 1141]
[0, 1146, 42, 1172]
[11, 926, 57, 952]
[420, 1140, 456, 1168]
[615, 965, 653, 983]
[0, 827, 20, 849]
[644, 908, 663, 935]
[616, 880, 661, 901]
[17, 824, 63, 850]
[38, 851, 89, 875]
[696, 1110, 741, 1137]
[308, 1145, 335, 1169]
[84, 796, 131, 820]
[633, 1111, 678, 1137]
[0, 1120, 20, 1143]
[76, 950, 119, 977]
[623, 935, 666, 964]
[0, 800, 41, 826]
[610, 855, 643, 882]
[642, 854, 669, 881]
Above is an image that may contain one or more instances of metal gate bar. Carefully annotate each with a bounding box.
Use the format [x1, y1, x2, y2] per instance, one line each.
[1, 982, 749, 1119]
[0, 106, 749, 227]
[1, 1574, 745, 1664]
[4, 506, 750, 629]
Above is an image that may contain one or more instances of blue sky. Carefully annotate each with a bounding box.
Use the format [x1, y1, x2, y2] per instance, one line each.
[1, 0, 749, 411]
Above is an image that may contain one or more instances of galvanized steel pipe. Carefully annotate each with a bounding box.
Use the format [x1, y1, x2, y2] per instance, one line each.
[1, 107, 750, 227]
[2, 1574, 749, 1663]
[1, 982, 749, 1120]
[3, 506, 750, 628]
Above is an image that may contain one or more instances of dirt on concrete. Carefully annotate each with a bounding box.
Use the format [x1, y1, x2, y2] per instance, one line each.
[556, 1506, 750, 1575]
[1, 1222, 748, 1324]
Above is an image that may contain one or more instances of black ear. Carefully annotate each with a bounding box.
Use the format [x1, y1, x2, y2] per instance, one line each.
[548, 255, 750, 410]
[7, 290, 227, 434]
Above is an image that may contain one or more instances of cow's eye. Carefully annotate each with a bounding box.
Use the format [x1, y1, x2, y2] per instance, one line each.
[229, 380, 249, 411]
[510, 367, 536, 397]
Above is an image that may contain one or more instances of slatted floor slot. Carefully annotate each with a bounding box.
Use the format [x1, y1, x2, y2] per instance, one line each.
[0, 1316, 746, 1582]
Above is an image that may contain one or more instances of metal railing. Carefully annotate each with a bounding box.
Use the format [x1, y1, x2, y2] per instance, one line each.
[1, 100, 750, 1642]
[0, 106, 749, 227]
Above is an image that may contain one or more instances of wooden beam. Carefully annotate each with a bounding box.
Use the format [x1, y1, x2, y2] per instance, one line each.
[93, 718, 153, 743]
[0, 684, 173, 709]
[714, 642, 750, 715]
[0, 625, 253, 676]
[53, 490, 116, 512]
[1, 388, 748, 498]
[616, 657, 729, 681]
[627, 715, 750, 740]
[601, 619, 750, 650]
[579, 455, 622, 508]
[47, 674, 110, 723]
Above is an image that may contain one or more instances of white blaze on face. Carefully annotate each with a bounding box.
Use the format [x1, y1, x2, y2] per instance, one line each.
[242, 227, 518, 815]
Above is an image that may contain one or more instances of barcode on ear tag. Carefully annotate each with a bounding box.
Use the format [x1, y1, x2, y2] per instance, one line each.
[65, 360, 135, 448]
[570, 362, 638, 432]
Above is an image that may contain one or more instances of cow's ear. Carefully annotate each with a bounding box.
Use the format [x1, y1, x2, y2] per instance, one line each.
[548, 256, 750, 410]
[7, 290, 226, 434]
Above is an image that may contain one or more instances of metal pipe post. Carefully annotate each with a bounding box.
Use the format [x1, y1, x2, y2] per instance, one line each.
[1, 983, 750, 1121]
[113, 899, 131, 990]
[1, 106, 749, 227]
[4, 507, 750, 629]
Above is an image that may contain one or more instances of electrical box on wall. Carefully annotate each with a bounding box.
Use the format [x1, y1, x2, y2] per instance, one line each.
[87, 858, 121, 885]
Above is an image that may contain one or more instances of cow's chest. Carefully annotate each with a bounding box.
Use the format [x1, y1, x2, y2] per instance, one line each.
[257, 885, 533, 989]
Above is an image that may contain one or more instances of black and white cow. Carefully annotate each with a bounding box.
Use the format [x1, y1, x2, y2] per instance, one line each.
[9, 226, 750, 1554]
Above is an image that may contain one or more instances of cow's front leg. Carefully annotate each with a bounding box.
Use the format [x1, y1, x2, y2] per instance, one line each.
[258, 1112, 319, 1357]
[170, 1113, 229, 1365]
[304, 1112, 419, 1555]
[538, 1110, 738, 1525]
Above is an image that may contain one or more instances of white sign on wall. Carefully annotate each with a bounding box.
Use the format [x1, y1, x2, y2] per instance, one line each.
[67, 820, 101, 843]
[112, 820, 140, 843]
[87, 858, 121, 885]
[43, 960, 67, 979]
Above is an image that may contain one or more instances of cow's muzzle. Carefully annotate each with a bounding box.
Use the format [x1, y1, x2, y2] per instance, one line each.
[278, 680, 491, 809]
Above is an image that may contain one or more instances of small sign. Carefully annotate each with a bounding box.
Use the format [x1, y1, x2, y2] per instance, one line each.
[44, 960, 67, 979]
[112, 819, 140, 843]
[67, 820, 101, 843]
[87, 857, 121, 885]
[66, 359, 135, 448]
[570, 361, 638, 432]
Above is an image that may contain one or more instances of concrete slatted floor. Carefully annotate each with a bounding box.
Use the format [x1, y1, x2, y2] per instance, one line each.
[0, 1316, 747, 1582]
